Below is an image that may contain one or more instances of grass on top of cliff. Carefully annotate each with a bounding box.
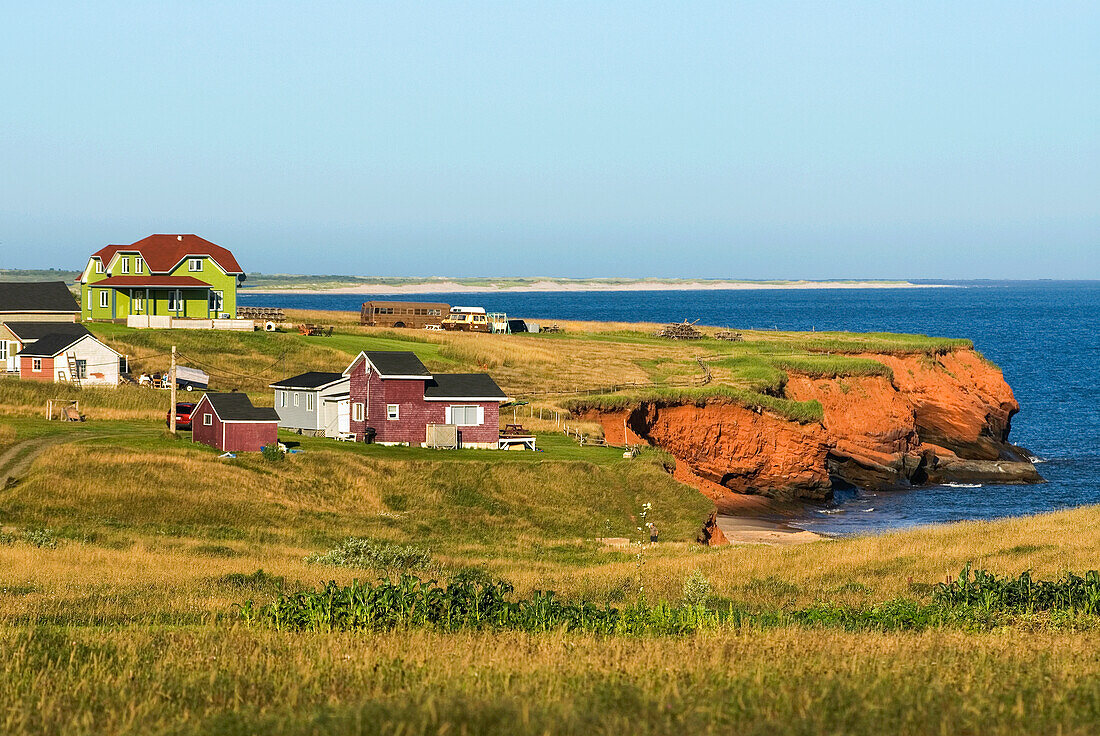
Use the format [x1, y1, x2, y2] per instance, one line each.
[0, 313, 982, 425]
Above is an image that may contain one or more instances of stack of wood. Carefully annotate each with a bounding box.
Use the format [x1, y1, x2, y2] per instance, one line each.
[654, 320, 704, 340]
[238, 306, 286, 321]
[714, 329, 743, 341]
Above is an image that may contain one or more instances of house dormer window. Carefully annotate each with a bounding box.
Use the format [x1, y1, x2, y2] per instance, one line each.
[120, 257, 129, 274]
[95, 260, 104, 274]
[135, 257, 144, 273]
[188, 258, 202, 271]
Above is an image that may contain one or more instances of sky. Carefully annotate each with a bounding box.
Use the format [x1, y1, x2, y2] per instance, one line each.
[0, 1, 1097, 279]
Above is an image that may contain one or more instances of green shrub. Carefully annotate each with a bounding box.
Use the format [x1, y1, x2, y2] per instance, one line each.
[260, 444, 284, 462]
[306, 537, 434, 574]
[682, 570, 712, 607]
[22, 527, 58, 549]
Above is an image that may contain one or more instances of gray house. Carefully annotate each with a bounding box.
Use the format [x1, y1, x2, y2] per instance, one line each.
[269, 371, 350, 437]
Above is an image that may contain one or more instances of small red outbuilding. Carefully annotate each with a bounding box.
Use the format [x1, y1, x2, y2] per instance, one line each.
[191, 392, 279, 452]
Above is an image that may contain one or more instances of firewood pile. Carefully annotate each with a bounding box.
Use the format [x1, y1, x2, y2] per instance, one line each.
[714, 329, 743, 341]
[238, 306, 286, 321]
[654, 320, 705, 340]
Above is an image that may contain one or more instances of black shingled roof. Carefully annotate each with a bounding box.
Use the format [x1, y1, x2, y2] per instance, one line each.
[269, 371, 346, 390]
[0, 282, 80, 314]
[17, 333, 95, 358]
[364, 351, 431, 377]
[423, 373, 508, 400]
[5, 321, 91, 342]
[202, 393, 280, 421]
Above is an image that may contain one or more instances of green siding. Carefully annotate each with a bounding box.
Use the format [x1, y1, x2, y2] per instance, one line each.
[80, 253, 240, 321]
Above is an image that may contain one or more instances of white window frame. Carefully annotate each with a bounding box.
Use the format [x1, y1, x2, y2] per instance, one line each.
[0, 341, 7, 362]
[386, 404, 400, 420]
[293, 392, 300, 407]
[278, 390, 287, 408]
[188, 258, 202, 272]
[203, 413, 213, 426]
[352, 403, 364, 422]
[94, 260, 104, 274]
[135, 256, 144, 273]
[120, 257, 129, 274]
[99, 289, 109, 308]
[208, 290, 223, 313]
[133, 293, 144, 312]
[75, 359, 87, 379]
[448, 405, 482, 426]
[32, 358, 42, 372]
[167, 289, 182, 311]
[306, 393, 315, 412]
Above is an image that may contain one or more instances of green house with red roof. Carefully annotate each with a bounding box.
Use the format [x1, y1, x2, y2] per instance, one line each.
[79, 234, 245, 321]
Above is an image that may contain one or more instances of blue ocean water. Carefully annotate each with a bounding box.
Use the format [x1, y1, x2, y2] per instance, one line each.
[240, 282, 1100, 535]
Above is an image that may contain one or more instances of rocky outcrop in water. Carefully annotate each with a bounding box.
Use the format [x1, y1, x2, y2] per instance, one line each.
[580, 349, 1042, 503]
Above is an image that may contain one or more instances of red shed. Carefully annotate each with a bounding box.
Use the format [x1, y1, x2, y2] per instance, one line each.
[191, 392, 279, 452]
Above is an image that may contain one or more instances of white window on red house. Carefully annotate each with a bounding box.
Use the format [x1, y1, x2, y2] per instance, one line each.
[353, 403, 364, 421]
[386, 404, 399, 420]
[204, 413, 212, 426]
[448, 406, 482, 426]
[32, 358, 42, 372]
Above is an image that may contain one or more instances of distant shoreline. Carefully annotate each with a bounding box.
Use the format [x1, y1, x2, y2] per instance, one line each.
[245, 279, 952, 295]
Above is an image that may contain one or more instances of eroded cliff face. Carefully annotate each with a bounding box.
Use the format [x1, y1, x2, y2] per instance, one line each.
[580, 349, 1041, 502]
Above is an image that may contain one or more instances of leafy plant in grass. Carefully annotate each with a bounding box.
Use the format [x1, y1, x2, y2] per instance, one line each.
[306, 537, 435, 574]
[0, 530, 15, 546]
[22, 527, 58, 549]
[933, 565, 1100, 614]
[682, 570, 712, 607]
[260, 444, 284, 462]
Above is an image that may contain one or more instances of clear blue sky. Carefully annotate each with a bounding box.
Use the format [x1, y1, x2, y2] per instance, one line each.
[1, 1, 1097, 279]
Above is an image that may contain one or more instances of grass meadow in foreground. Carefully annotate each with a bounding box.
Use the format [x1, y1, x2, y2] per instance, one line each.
[2, 415, 1100, 733]
[5, 627, 1100, 736]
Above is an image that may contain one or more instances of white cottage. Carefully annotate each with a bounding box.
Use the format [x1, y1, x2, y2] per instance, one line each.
[269, 372, 351, 437]
[18, 333, 124, 386]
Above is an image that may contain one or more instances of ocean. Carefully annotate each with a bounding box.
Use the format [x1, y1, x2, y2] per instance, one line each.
[240, 281, 1100, 536]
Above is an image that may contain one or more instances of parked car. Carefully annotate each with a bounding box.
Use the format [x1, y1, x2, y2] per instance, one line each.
[167, 402, 196, 430]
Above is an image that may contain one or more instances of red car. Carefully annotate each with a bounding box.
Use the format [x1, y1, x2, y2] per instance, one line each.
[167, 402, 196, 430]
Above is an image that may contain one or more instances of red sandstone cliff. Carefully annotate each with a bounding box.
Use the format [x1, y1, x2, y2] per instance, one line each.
[579, 349, 1040, 504]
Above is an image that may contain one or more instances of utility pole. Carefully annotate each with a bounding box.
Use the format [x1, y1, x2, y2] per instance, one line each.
[169, 345, 177, 435]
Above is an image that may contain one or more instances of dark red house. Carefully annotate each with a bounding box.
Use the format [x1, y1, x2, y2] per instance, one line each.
[343, 351, 509, 448]
[191, 392, 279, 452]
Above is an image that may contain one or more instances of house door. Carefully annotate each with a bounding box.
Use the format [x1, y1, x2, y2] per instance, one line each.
[337, 400, 350, 434]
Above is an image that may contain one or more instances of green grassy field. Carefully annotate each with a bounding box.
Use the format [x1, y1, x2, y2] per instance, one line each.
[1, 411, 1100, 733]
[15, 312, 976, 427]
[2, 315, 1079, 734]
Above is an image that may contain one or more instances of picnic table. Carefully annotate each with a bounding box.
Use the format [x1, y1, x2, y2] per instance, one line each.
[297, 325, 333, 336]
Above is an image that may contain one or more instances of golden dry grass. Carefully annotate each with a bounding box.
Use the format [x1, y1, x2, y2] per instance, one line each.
[3, 624, 1100, 735]
[0, 415, 1098, 734]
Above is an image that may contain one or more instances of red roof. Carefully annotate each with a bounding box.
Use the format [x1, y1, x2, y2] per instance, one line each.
[93, 275, 213, 288]
[90, 234, 243, 274]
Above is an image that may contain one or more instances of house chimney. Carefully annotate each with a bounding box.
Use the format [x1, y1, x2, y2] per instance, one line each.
[177, 235, 183, 241]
